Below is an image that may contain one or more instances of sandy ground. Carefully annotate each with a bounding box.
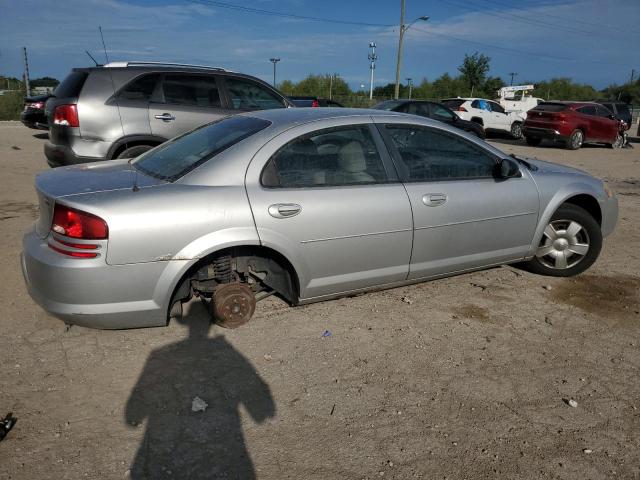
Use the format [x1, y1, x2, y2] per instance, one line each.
[0, 121, 639, 480]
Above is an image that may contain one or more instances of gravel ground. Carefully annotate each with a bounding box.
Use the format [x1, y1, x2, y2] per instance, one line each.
[1, 121, 639, 479]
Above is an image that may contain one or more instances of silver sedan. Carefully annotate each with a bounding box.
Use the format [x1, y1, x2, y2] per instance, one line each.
[21, 108, 618, 329]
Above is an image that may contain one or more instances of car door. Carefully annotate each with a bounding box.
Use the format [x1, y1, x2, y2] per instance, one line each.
[245, 119, 414, 300]
[488, 101, 511, 131]
[377, 121, 540, 279]
[148, 73, 229, 139]
[470, 99, 493, 128]
[594, 105, 619, 141]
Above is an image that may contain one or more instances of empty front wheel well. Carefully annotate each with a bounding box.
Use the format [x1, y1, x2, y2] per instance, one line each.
[563, 194, 602, 225]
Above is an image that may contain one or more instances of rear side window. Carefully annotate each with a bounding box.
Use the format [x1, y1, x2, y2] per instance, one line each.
[162, 74, 221, 108]
[385, 125, 496, 182]
[577, 106, 597, 116]
[225, 77, 286, 110]
[595, 105, 613, 117]
[441, 99, 464, 110]
[118, 74, 159, 101]
[53, 71, 88, 98]
[262, 125, 388, 188]
[534, 103, 568, 112]
[133, 116, 270, 181]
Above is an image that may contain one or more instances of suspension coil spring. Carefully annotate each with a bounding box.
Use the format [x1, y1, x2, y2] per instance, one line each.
[213, 255, 233, 283]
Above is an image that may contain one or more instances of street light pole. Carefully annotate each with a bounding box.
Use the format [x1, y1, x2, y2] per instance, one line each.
[269, 58, 280, 87]
[406, 77, 413, 99]
[394, 1, 428, 100]
[368, 42, 377, 101]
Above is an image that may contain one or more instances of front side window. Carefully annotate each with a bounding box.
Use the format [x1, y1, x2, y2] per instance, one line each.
[225, 77, 286, 110]
[162, 74, 221, 108]
[385, 125, 497, 182]
[577, 106, 597, 116]
[262, 125, 388, 188]
[431, 104, 455, 121]
[118, 74, 159, 101]
[134, 116, 270, 181]
[595, 105, 613, 117]
[488, 101, 505, 113]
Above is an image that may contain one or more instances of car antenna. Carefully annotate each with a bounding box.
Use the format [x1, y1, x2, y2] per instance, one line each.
[85, 50, 101, 67]
[98, 26, 110, 63]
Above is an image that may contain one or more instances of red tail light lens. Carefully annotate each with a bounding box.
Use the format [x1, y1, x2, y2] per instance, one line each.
[311, 100, 319, 108]
[53, 104, 79, 127]
[25, 102, 44, 110]
[457, 106, 467, 112]
[51, 204, 108, 240]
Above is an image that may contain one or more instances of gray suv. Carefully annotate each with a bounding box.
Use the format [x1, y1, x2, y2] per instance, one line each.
[44, 61, 292, 167]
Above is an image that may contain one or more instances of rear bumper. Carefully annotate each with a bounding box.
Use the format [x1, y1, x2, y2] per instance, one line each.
[44, 142, 99, 168]
[523, 126, 567, 141]
[20, 110, 48, 130]
[21, 227, 171, 329]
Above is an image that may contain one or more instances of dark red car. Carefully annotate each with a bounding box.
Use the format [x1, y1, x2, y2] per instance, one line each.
[523, 101, 622, 150]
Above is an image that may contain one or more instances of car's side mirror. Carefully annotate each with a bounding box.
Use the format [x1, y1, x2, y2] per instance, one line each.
[496, 158, 521, 179]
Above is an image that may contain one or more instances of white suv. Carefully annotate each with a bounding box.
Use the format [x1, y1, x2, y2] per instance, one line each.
[442, 98, 525, 138]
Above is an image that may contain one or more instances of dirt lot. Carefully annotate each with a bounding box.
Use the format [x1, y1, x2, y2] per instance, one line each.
[1, 121, 639, 480]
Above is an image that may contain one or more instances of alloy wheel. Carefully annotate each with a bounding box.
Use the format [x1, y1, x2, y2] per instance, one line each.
[571, 130, 583, 149]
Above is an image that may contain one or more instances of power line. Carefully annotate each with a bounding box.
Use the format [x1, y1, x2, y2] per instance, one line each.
[188, 0, 393, 27]
[411, 26, 627, 66]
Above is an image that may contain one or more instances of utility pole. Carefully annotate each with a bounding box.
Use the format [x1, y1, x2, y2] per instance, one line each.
[509, 72, 518, 86]
[406, 77, 413, 99]
[22, 47, 30, 96]
[329, 74, 333, 100]
[368, 42, 377, 101]
[630, 69, 636, 84]
[269, 58, 280, 87]
[394, 1, 429, 100]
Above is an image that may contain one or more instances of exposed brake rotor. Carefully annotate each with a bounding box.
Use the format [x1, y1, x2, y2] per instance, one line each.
[212, 283, 256, 329]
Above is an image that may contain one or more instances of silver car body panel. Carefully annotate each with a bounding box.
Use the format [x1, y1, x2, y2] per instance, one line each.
[22, 108, 618, 328]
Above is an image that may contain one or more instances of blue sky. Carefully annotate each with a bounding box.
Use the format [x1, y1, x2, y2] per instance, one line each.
[0, 0, 638, 90]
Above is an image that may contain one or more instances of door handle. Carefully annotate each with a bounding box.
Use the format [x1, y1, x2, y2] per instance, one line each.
[422, 193, 447, 207]
[154, 113, 176, 122]
[268, 203, 302, 219]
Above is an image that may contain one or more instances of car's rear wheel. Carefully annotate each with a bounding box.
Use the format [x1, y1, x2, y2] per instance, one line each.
[525, 136, 542, 146]
[117, 145, 154, 159]
[566, 129, 584, 150]
[510, 122, 523, 139]
[525, 204, 602, 277]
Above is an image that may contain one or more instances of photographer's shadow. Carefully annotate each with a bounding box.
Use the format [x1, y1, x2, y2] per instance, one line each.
[125, 309, 275, 479]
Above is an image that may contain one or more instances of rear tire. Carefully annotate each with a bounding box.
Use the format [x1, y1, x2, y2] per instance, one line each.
[117, 145, 153, 159]
[525, 204, 602, 277]
[510, 122, 523, 139]
[525, 136, 542, 146]
[566, 129, 584, 150]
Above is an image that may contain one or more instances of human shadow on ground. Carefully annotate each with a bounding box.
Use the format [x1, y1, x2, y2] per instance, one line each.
[125, 312, 275, 479]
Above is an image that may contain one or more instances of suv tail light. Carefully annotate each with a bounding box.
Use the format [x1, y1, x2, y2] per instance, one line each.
[457, 106, 467, 112]
[311, 99, 319, 108]
[48, 204, 108, 258]
[25, 101, 44, 110]
[53, 104, 79, 127]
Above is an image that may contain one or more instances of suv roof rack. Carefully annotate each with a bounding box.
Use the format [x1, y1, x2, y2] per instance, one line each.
[103, 61, 229, 72]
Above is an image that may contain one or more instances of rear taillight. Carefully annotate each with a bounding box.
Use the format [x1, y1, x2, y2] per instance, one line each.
[25, 101, 44, 110]
[53, 104, 79, 127]
[311, 100, 319, 108]
[48, 204, 107, 258]
[457, 106, 467, 112]
[51, 204, 108, 239]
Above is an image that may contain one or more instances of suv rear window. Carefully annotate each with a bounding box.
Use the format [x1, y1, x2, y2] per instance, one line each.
[133, 116, 270, 181]
[53, 71, 88, 98]
[533, 103, 567, 112]
[441, 99, 464, 110]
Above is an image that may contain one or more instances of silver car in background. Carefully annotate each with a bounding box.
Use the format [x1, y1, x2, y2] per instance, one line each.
[22, 108, 618, 329]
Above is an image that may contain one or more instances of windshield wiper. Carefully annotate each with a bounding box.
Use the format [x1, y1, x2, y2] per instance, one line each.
[510, 153, 538, 171]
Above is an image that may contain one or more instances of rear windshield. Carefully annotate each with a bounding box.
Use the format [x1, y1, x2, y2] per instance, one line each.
[441, 99, 465, 109]
[133, 116, 270, 181]
[533, 102, 568, 112]
[373, 100, 403, 111]
[53, 71, 88, 98]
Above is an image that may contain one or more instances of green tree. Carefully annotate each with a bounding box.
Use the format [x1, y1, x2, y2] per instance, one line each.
[458, 52, 491, 96]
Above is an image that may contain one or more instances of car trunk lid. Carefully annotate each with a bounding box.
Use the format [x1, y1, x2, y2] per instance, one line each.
[34, 159, 166, 238]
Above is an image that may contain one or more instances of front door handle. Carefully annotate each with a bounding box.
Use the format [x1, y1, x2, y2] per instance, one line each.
[268, 203, 302, 219]
[422, 193, 447, 207]
[154, 113, 176, 122]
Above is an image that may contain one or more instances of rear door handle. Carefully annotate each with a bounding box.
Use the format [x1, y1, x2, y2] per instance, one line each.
[154, 113, 176, 122]
[268, 203, 302, 219]
[422, 193, 447, 207]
